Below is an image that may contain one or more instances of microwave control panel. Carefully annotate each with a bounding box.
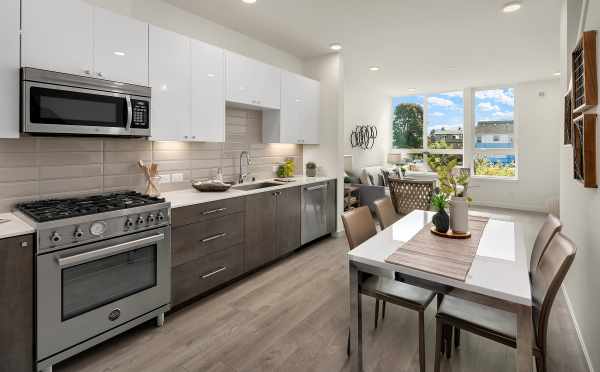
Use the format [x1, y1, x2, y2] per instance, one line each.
[131, 99, 150, 129]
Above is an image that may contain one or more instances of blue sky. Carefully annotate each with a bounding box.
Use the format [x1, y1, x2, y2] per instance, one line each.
[392, 88, 514, 132]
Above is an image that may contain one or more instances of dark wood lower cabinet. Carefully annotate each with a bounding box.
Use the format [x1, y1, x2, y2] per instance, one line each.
[245, 191, 277, 272]
[276, 187, 301, 256]
[0, 234, 34, 372]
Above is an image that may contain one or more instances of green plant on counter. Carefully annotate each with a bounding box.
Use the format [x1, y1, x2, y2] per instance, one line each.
[277, 160, 295, 178]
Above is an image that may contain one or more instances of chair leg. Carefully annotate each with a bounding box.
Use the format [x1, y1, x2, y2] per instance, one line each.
[445, 325, 452, 359]
[434, 319, 443, 372]
[347, 328, 351, 356]
[382, 301, 386, 319]
[454, 327, 460, 348]
[535, 353, 546, 372]
[418, 311, 426, 372]
[374, 299, 380, 329]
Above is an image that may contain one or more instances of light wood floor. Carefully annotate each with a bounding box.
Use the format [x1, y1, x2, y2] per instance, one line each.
[57, 208, 590, 372]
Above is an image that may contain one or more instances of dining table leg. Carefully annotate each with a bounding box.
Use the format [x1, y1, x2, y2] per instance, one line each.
[349, 263, 363, 372]
[516, 304, 533, 372]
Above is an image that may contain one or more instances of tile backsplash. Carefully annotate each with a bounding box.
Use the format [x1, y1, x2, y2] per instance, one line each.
[0, 108, 302, 212]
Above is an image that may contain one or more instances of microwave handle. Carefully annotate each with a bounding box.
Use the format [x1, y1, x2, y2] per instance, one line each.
[57, 233, 165, 268]
[126, 95, 133, 131]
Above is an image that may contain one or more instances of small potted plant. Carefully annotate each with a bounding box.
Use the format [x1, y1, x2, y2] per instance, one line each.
[432, 158, 472, 234]
[431, 193, 450, 233]
[306, 161, 317, 177]
[277, 159, 295, 178]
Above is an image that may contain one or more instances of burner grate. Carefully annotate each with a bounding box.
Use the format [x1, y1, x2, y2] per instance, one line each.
[16, 191, 165, 222]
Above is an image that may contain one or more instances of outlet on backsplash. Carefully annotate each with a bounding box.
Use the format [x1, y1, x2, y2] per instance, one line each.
[171, 173, 184, 183]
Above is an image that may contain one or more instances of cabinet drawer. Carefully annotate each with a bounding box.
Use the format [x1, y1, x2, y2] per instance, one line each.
[172, 197, 245, 227]
[172, 243, 243, 305]
[172, 212, 244, 267]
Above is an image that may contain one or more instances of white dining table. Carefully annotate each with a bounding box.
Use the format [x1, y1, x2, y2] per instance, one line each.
[347, 210, 533, 372]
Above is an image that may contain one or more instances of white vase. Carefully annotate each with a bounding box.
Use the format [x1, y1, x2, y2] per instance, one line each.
[449, 196, 469, 234]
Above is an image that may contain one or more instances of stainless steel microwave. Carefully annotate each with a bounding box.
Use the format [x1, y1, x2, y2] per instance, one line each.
[21, 68, 151, 137]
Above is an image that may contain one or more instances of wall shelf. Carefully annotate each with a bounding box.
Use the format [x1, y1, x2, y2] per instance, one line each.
[573, 113, 597, 188]
[571, 31, 597, 114]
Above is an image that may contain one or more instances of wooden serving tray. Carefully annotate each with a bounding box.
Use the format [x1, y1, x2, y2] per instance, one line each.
[430, 227, 471, 239]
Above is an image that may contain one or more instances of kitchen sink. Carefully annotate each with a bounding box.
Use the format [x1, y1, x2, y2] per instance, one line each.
[232, 182, 283, 191]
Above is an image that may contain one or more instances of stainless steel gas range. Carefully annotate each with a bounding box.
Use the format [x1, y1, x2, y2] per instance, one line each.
[15, 191, 171, 372]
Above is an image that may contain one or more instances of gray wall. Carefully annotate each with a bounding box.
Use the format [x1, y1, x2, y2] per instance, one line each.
[0, 108, 301, 212]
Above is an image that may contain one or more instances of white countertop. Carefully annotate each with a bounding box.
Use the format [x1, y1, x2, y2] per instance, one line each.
[0, 213, 36, 240]
[348, 210, 532, 306]
[163, 176, 337, 209]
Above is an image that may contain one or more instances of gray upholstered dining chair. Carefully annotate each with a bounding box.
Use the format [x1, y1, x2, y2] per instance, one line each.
[373, 196, 400, 230]
[342, 206, 436, 372]
[433, 232, 577, 372]
[530, 214, 562, 275]
[387, 178, 436, 216]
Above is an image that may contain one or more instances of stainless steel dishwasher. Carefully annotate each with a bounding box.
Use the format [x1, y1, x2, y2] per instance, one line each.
[301, 182, 329, 245]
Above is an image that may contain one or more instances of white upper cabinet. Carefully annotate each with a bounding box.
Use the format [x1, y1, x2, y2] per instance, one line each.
[226, 52, 281, 109]
[22, 0, 94, 77]
[191, 40, 226, 142]
[93, 7, 148, 85]
[0, 0, 20, 138]
[149, 26, 191, 141]
[263, 72, 320, 144]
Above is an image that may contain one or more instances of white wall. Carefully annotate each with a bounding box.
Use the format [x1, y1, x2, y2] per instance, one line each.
[469, 79, 561, 212]
[343, 77, 392, 175]
[303, 54, 345, 231]
[84, 0, 302, 73]
[560, 0, 600, 371]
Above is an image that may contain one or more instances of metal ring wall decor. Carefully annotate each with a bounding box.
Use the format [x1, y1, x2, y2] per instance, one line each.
[350, 124, 378, 150]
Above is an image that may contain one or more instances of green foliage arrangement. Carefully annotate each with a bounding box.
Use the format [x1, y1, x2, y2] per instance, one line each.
[431, 193, 448, 212]
[277, 160, 295, 178]
[431, 158, 472, 201]
[392, 103, 423, 149]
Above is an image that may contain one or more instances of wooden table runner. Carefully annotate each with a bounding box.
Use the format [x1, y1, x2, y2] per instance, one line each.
[385, 215, 490, 281]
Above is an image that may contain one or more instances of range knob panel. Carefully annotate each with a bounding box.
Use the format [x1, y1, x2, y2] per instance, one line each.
[147, 214, 156, 223]
[50, 232, 62, 243]
[125, 218, 135, 228]
[74, 227, 84, 239]
[137, 216, 145, 225]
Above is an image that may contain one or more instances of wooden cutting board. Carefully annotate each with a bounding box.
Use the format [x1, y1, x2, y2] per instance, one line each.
[385, 216, 489, 281]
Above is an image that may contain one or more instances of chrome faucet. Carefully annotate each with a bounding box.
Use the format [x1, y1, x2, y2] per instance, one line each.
[239, 151, 251, 183]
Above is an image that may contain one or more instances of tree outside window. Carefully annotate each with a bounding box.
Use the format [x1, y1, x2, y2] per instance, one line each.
[392, 96, 424, 149]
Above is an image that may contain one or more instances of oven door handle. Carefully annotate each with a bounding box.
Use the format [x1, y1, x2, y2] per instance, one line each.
[125, 95, 133, 131]
[57, 233, 165, 268]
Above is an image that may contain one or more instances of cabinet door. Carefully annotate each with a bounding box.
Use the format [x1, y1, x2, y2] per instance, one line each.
[191, 40, 225, 142]
[21, 0, 93, 76]
[255, 62, 281, 109]
[0, 235, 33, 372]
[93, 7, 148, 85]
[276, 187, 301, 256]
[245, 192, 277, 271]
[280, 72, 303, 144]
[149, 26, 191, 141]
[302, 77, 320, 144]
[226, 52, 254, 106]
[0, 0, 20, 138]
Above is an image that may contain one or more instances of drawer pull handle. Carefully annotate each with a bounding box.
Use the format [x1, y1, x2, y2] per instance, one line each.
[202, 207, 227, 215]
[202, 232, 227, 243]
[306, 184, 327, 191]
[201, 266, 227, 279]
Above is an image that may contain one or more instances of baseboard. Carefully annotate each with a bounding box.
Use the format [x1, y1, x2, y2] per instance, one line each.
[562, 284, 596, 372]
[471, 200, 547, 213]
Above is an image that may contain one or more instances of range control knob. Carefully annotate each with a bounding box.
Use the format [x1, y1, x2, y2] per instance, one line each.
[51, 232, 62, 243]
[74, 228, 84, 239]
[125, 218, 135, 228]
[147, 214, 156, 223]
[137, 216, 145, 225]
[157, 212, 165, 222]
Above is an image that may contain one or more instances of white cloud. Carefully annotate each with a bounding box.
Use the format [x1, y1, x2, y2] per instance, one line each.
[430, 112, 444, 117]
[492, 110, 513, 118]
[440, 91, 462, 98]
[478, 102, 500, 111]
[475, 89, 514, 106]
[428, 96, 454, 107]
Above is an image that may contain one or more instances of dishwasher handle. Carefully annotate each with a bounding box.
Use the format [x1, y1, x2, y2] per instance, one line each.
[305, 184, 328, 191]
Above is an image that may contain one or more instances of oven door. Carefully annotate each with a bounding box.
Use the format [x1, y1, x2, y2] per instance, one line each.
[23, 81, 134, 136]
[36, 227, 171, 362]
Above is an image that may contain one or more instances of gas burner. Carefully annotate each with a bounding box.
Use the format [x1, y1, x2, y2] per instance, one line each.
[16, 191, 165, 222]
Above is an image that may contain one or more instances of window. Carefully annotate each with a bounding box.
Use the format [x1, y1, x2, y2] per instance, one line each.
[392, 91, 464, 172]
[473, 88, 517, 177]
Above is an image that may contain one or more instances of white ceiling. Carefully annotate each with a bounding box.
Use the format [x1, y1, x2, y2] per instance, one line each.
[164, 0, 562, 95]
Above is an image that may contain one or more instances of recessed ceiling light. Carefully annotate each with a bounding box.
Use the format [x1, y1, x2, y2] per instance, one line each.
[207, 73, 216, 78]
[113, 51, 126, 56]
[242, 0, 256, 4]
[408, 88, 417, 92]
[502, 1, 522, 13]
[329, 43, 342, 51]
[369, 66, 380, 71]
[553, 72, 561, 76]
